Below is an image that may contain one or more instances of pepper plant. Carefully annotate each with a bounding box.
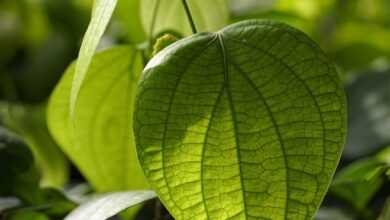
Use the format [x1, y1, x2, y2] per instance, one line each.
[46, 0, 349, 219]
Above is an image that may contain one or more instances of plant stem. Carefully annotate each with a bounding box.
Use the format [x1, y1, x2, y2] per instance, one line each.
[181, 0, 198, 34]
[149, 0, 161, 40]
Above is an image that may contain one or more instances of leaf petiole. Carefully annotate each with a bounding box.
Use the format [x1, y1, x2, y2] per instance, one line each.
[181, 0, 198, 34]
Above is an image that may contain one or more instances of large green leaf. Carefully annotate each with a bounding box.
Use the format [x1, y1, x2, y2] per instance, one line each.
[48, 46, 147, 192]
[134, 20, 347, 219]
[141, 0, 229, 37]
[70, 0, 117, 116]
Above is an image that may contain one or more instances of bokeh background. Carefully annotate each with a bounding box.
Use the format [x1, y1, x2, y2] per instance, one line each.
[1, 0, 390, 219]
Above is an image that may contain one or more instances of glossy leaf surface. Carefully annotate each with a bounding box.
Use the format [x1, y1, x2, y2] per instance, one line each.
[134, 20, 347, 220]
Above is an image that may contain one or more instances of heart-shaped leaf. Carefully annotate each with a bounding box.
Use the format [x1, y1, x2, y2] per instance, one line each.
[134, 20, 347, 220]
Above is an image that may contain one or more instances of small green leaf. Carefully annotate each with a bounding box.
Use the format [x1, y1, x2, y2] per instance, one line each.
[141, 0, 229, 37]
[377, 146, 390, 165]
[331, 159, 386, 210]
[134, 20, 347, 219]
[70, 0, 117, 117]
[65, 191, 156, 220]
[48, 46, 147, 192]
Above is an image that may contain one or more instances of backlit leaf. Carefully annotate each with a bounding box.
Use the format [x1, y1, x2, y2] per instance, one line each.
[70, 0, 117, 117]
[134, 20, 347, 219]
[48, 46, 147, 192]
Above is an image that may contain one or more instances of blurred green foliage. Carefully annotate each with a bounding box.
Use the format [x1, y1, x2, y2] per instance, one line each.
[1, 0, 390, 219]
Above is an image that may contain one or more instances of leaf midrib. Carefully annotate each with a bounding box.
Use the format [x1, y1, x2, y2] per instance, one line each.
[217, 33, 249, 219]
[159, 36, 219, 215]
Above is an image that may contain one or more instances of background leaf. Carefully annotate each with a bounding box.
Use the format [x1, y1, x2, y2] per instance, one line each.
[331, 159, 386, 210]
[0, 126, 35, 196]
[70, 0, 117, 116]
[48, 46, 147, 192]
[0, 104, 69, 187]
[134, 20, 347, 219]
[115, 0, 146, 43]
[141, 0, 229, 37]
[65, 191, 156, 220]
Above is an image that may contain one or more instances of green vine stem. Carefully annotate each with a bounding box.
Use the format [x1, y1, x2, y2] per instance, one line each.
[181, 0, 198, 34]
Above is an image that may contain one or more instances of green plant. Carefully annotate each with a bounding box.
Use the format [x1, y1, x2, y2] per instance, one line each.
[48, 0, 348, 219]
[3, 0, 390, 220]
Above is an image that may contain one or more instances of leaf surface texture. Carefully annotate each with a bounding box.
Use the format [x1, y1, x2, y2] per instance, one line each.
[48, 46, 147, 192]
[134, 20, 347, 220]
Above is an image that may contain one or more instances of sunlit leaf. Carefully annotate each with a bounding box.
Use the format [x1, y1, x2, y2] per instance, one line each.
[115, 0, 146, 43]
[65, 191, 156, 220]
[378, 146, 390, 165]
[70, 0, 117, 117]
[141, 0, 229, 37]
[48, 46, 147, 192]
[134, 20, 347, 219]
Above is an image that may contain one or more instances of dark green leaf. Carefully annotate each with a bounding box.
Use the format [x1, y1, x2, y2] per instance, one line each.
[0, 104, 69, 187]
[134, 20, 347, 219]
[0, 127, 35, 196]
[378, 197, 390, 220]
[331, 159, 386, 210]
